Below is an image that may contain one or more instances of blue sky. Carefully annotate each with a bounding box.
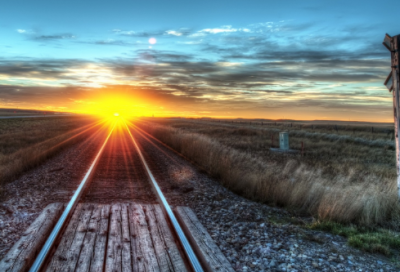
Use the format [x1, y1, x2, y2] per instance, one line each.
[0, 0, 399, 120]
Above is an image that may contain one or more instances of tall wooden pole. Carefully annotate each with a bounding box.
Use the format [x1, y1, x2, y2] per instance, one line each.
[394, 36, 400, 199]
[384, 34, 400, 199]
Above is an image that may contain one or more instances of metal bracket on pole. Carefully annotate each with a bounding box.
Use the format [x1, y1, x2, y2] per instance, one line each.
[383, 33, 400, 199]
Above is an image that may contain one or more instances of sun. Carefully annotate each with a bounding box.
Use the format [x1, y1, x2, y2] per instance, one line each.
[114, 113, 119, 117]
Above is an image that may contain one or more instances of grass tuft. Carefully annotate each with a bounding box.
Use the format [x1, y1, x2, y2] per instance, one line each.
[311, 220, 400, 256]
[309, 220, 358, 237]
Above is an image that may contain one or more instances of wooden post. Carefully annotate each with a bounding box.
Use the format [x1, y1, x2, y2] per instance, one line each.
[393, 36, 400, 199]
[383, 33, 400, 199]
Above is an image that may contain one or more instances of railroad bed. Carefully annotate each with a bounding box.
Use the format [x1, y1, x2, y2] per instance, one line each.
[0, 119, 234, 272]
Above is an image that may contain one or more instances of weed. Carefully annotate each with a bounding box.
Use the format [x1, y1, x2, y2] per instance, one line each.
[311, 221, 400, 256]
[310, 221, 359, 237]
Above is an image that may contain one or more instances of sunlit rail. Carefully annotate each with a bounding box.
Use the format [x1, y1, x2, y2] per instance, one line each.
[124, 120, 204, 272]
[28, 122, 116, 272]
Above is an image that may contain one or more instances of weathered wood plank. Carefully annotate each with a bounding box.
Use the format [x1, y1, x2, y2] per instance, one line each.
[45, 204, 84, 271]
[89, 205, 110, 272]
[121, 204, 133, 272]
[0, 203, 64, 272]
[144, 205, 187, 272]
[46, 204, 94, 272]
[128, 204, 159, 272]
[175, 207, 234, 272]
[75, 204, 103, 272]
[105, 204, 123, 272]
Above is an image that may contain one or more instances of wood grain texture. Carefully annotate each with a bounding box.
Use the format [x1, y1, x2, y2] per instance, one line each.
[105, 204, 123, 272]
[128, 204, 160, 272]
[175, 206, 234, 272]
[74, 204, 110, 272]
[46, 204, 94, 272]
[46, 204, 84, 271]
[144, 205, 187, 272]
[121, 204, 133, 272]
[0, 203, 64, 272]
[90, 205, 111, 272]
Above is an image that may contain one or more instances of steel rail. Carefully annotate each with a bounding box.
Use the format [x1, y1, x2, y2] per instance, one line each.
[124, 121, 204, 272]
[29, 123, 116, 272]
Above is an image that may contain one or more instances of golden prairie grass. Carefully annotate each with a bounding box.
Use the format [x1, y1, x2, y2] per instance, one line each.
[138, 119, 400, 227]
[0, 116, 99, 188]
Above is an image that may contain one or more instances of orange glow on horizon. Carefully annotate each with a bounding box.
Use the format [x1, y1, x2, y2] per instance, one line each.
[0, 84, 393, 123]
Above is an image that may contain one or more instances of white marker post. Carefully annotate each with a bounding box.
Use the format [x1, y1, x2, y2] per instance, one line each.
[383, 33, 400, 199]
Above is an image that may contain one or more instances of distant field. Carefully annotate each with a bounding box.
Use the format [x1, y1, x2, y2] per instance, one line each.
[138, 118, 400, 227]
[0, 108, 66, 117]
[0, 116, 99, 189]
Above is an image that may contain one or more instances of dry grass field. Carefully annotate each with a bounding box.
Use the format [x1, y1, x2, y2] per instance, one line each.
[137, 118, 399, 225]
[0, 116, 100, 190]
[137, 118, 400, 256]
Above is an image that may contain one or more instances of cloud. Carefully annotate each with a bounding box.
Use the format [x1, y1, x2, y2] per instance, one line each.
[81, 39, 137, 47]
[112, 29, 136, 36]
[165, 29, 192, 36]
[0, 59, 88, 82]
[166, 30, 182, 36]
[16, 29, 76, 42]
[112, 28, 165, 37]
[30, 33, 75, 41]
[0, 43, 388, 95]
[198, 25, 251, 34]
[112, 28, 193, 38]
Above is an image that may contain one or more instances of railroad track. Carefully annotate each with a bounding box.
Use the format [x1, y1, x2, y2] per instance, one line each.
[23, 119, 207, 272]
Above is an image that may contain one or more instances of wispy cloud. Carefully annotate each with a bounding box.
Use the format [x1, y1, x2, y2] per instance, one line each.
[81, 39, 138, 46]
[16, 29, 76, 41]
[165, 29, 193, 36]
[112, 28, 165, 37]
[112, 29, 136, 36]
[198, 25, 250, 34]
[166, 30, 182, 36]
[30, 34, 75, 41]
